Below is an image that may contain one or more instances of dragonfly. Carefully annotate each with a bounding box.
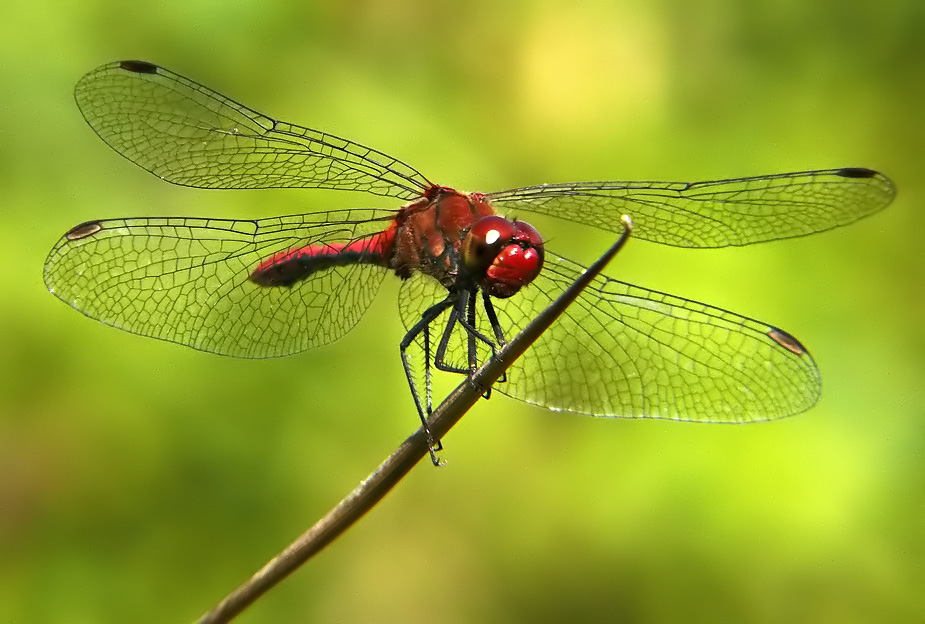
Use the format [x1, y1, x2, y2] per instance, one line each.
[45, 60, 894, 463]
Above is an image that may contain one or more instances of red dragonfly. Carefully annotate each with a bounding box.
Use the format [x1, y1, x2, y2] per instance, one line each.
[45, 61, 894, 461]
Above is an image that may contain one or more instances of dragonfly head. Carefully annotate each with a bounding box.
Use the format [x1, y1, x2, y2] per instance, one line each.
[461, 215, 545, 298]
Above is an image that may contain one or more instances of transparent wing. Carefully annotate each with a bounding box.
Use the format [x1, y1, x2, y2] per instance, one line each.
[488, 168, 895, 248]
[44, 208, 397, 358]
[399, 252, 820, 422]
[74, 60, 432, 199]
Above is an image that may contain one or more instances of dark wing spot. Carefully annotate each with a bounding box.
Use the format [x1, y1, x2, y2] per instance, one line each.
[119, 60, 159, 74]
[767, 327, 810, 356]
[64, 220, 103, 241]
[836, 167, 877, 179]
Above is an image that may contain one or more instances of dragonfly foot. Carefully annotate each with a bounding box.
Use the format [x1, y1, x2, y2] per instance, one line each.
[424, 428, 445, 466]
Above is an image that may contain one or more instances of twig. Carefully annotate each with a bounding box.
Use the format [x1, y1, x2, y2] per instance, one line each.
[196, 215, 634, 623]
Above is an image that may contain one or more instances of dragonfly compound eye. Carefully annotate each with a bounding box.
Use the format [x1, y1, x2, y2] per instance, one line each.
[461, 215, 517, 275]
[483, 220, 545, 299]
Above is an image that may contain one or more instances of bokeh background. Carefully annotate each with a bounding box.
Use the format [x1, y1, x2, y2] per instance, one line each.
[2, 1, 922, 622]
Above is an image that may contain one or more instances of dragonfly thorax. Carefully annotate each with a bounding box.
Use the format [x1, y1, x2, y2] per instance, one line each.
[391, 188, 544, 297]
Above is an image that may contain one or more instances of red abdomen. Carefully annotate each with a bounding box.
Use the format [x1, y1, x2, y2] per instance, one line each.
[250, 225, 397, 287]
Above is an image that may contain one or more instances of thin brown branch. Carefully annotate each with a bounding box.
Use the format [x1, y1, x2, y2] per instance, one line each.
[196, 215, 634, 624]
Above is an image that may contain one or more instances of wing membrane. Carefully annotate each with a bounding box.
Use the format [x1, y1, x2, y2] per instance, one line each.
[44, 208, 397, 358]
[489, 168, 894, 247]
[74, 61, 432, 199]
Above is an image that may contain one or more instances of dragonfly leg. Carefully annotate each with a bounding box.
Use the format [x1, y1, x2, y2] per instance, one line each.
[400, 294, 458, 465]
[421, 316, 443, 454]
[465, 289, 479, 374]
[434, 301, 467, 375]
[481, 291, 507, 346]
[467, 289, 492, 399]
[435, 291, 500, 370]
[481, 291, 508, 385]
[432, 288, 503, 400]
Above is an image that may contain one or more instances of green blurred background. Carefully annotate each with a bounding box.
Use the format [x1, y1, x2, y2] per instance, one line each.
[2, 1, 922, 622]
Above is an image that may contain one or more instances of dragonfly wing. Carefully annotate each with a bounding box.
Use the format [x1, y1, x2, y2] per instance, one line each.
[488, 251, 820, 421]
[44, 208, 396, 358]
[74, 61, 431, 199]
[489, 168, 895, 247]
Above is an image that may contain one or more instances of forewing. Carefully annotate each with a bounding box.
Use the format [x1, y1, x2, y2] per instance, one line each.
[44, 208, 396, 358]
[489, 168, 895, 247]
[74, 61, 431, 199]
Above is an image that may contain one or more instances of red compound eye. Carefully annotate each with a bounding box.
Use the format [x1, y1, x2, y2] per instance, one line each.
[461, 215, 517, 275]
[461, 216, 545, 298]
